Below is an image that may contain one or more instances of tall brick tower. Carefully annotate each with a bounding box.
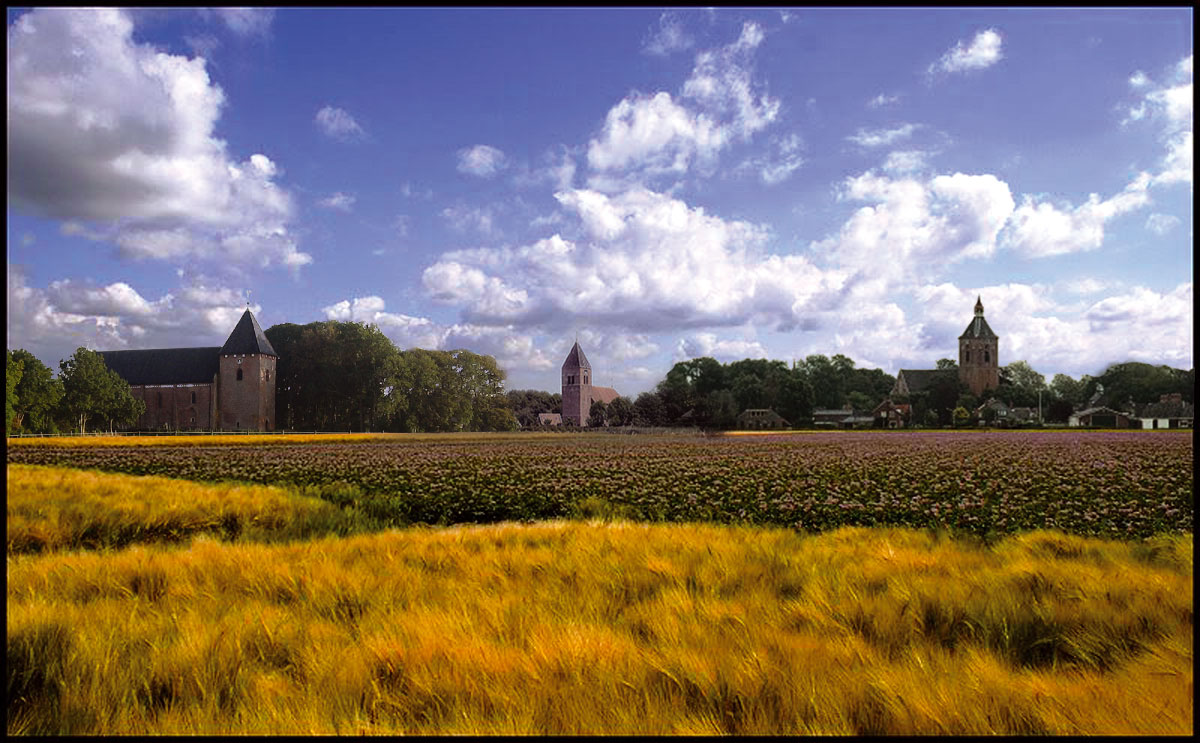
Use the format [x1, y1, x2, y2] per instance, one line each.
[217, 309, 278, 431]
[958, 296, 999, 397]
[561, 341, 593, 426]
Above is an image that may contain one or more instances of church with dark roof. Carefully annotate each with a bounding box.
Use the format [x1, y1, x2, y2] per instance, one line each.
[892, 296, 1000, 399]
[99, 309, 277, 431]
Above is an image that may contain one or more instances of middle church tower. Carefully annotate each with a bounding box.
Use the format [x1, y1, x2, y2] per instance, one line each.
[958, 296, 1000, 397]
[561, 341, 593, 426]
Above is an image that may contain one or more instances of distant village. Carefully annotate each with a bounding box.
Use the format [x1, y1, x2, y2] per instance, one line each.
[8, 298, 1193, 435]
[526, 297, 1194, 432]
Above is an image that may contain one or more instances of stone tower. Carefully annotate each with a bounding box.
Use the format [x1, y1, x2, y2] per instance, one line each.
[958, 296, 999, 397]
[217, 309, 278, 431]
[561, 341, 593, 426]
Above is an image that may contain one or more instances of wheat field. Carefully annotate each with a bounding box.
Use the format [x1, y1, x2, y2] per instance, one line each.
[6, 466, 1192, 735]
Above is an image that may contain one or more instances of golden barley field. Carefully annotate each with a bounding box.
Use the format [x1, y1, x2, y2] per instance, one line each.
[6, 464, 1192, 735]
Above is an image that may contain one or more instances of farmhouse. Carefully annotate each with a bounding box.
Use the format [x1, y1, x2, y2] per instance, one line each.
[872, 399, 911, 428]
[560, 341, 620, 426]
[98, 309, 277, 431]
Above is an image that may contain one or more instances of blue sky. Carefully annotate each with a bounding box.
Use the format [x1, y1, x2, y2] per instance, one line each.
[6, 7, 1193, 395]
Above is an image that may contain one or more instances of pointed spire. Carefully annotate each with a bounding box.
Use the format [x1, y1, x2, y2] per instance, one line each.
[561, 340, 590, 370]
[220, 308, 277, 356]
[975, 295, 984, 316]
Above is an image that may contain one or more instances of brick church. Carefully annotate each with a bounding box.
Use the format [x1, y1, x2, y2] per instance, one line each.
[99, 309, 277, 431]
[560, 341, 620, 426]
[892, 296, 1000, 399]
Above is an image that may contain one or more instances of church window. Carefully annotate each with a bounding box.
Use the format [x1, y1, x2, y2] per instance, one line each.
[965, 350, 970, 363]
[157, 391, 163, 407]
[237, 368, 243, 381]
[584, 373, 589, 384]
[265, 369, 270, 381]
[191, 391, 197, 404]
[984, 351, 990, 362]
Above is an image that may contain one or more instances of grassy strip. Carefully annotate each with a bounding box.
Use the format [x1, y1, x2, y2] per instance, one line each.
[6, 465, 380, 554]
[7, 522, 1192, 735]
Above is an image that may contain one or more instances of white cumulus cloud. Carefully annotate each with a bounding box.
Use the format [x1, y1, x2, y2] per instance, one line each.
[1003, 174, 1152, 258]
[6, 265, 264, 370]
[421, 187, 849, 335]
[587, 22, 778, 183]
[315, 105, 366, 141]
[930, 28, 1004, 76]
[317, 192, 356, 211]
[6, 8, 309, 270]
[457, 144, 509, 178]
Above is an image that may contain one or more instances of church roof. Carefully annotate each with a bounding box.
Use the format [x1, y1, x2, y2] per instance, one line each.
[959, 315, 998, 340]
[220, 309, 277, 357]
[896, 369, 941, 393]
[590, 386, 620, 405]
[99, 347, 221, 386]
[561, 341, 590, 370]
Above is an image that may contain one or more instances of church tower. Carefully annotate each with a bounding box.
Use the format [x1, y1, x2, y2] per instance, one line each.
[561, 341, 593, 426]
[216, 309, 278, 431]
[958, 296, 999, 397]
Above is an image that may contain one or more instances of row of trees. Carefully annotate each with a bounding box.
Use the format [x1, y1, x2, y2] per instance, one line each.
[508, 354, 897, 430]
[265, 321, 516, 432]
[507, 356, 1192, 431]
[7, 348, 145, 435]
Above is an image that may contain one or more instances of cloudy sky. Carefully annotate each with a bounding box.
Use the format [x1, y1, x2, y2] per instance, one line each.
[6, 7, 1193, 395]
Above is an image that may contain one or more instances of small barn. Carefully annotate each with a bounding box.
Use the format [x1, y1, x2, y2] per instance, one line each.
[736, 408, 789, 430]
[1133, 393, 1194, 429]
[1069, 406, 1134, 428]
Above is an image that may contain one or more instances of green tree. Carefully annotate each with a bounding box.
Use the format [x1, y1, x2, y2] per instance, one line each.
[58, 348, 143, 434]
[706, 389, 739, 430]
[1049, 373, 1088, 407]
[9, 350, 64, 433]
[796, 355, 843, 409]
[846, 391, 875, 413]
[657, 357, 724, 425]
[1092, 362, 1192, 407]
[102, 375, 146, 433]
[925, 370, 964, 425]
[453, 350, 515, 432]
[588, 400, 609, 428]
[606, 396, 634, 427]
[7, 351, 23, 434]
[730, 370, 766, 412]
[953, 406, 971, 427]
[778, 368, 814, 424]
[936, 358, 958, 370]
[981, 404, 997, 425]
[266, 321, 406, 431]
[845, 367, 896, 409]
[506, 389, 560, 427]
[999, 361, 1047, 408]
[632, 391, 668, 427]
